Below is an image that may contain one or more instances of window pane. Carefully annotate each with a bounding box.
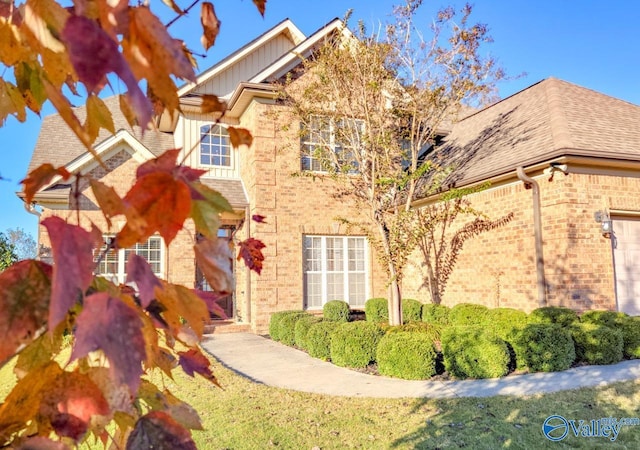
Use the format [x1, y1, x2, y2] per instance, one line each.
[326, 273, 344, 301]
[305, 273, 322, 308]
[200, 124, 231, 167]
[348, 273, 366, 306]
[326, 238, 343, 272]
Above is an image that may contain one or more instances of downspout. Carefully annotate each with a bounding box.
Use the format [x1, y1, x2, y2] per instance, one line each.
[244, 206, 252, 324]
[516, 167, 547, 307]
[24, 202, 41, 260]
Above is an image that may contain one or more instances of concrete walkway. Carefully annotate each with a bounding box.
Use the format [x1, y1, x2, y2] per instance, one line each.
[201, 333, 640, 399]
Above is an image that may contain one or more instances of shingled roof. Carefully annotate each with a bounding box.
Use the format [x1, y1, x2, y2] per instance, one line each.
[426, 77, 640, 190]
[28, 96, 175, 173]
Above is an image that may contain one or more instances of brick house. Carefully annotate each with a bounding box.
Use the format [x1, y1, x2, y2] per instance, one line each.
[25, 18, 389, 334]
[24, 20, 640, 334]
[403, 77, 640, 316]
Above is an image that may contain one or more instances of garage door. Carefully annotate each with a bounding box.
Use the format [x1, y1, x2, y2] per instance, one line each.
[612, 217, 640, 315]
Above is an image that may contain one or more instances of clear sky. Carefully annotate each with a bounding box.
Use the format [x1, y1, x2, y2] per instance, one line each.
[1, 0, 638, 239]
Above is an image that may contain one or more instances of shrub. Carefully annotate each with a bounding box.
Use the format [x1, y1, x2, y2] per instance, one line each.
[385, 322, 443, 351]
[487, 308, 528, 340]
[448, 303, 489, 326]
[422, 304, 451, 326]
[269, 310, 305, 341]
[294, 315, 323, 350]
[278, 312, 311, 346]
[402, 299, 423, 323]
[306, 321, 341, 360]
[580, 310, 628, 328]
[621, 316, 640, 359]
[441, 326, 510, 379]
[570, 322, 623, 365]
[365, 298, 388, 323]
[323, 300, 351, 322]
[376, 332, 438, 379]
[330, 321, 384, 368]
[528, 306, 579, 327]
[512, 323, 575, 372]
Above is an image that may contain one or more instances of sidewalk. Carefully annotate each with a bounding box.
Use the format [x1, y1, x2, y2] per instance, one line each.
[201, 332, 640, 399]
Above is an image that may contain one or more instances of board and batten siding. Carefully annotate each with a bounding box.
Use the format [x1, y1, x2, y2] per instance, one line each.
[175, 115, 239, 179]
[193, 34, 295, 97]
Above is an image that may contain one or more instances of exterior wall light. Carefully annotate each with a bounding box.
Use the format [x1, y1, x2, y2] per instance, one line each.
[594, 210, 612, 238]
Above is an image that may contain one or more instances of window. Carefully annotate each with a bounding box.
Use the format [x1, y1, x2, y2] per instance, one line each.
[95, 236, 164, 284]
[301, 116, 363, 173]
[200, 124, 231, 167]
[303, 235, 368, 308]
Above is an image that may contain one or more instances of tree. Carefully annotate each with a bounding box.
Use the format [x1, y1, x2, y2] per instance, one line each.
[0, 1, 266, 448]
[5, 227, 37, 260]
[414, 187, 514, 304]
[283, 1, 504, 325]
[0, 232, 18, 270]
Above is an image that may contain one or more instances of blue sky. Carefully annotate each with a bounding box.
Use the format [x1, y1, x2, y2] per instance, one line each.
[1, 0, 638, 238]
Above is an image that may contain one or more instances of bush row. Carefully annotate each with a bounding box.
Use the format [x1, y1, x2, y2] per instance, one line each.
[269, 303, 640, 381]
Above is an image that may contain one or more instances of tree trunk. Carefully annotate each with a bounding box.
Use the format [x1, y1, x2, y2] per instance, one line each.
[388, 269, 402, 325]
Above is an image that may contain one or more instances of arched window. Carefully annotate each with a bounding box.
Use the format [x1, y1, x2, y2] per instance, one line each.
[200, 124, 231, 167]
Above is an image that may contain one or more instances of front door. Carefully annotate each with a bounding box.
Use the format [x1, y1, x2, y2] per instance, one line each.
[195, 227, 235, 320]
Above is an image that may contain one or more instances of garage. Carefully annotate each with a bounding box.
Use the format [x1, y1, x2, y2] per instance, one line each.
[612, 216, 640, 315]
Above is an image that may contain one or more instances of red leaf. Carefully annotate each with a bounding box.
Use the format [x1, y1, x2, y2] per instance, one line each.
[61, 15, 152, 128]
[0, 260, 52, 367]
[41, 218, 95, 330]
[15, 437, 70, 450]
[39, 371, 110, 442]
[200, 2, 220, 51]
[193, 237, 233, 293]
[237, 237, 266, 275]
[227, 126, 253, 148]
[253, 0, 267, 17]
[126, 411, 196, 450]
[71, 293, 146, 394]
[136, 149, 181, 178]
[20, 164, 71, 204]
[252, 214, 267, 223]
[126, 253, 161, 308]
[117, 172, 191, 247]
[193, 290, 227, 319]
[177, 349, 218, 386]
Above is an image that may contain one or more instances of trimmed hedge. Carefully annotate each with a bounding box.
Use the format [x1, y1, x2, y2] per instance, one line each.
[422, 304, 451, 326]
[528, 306, 579, 327]
[278, 312, 311, 346]
[384, 322, 443, 351]
[487, 308, 528, 340]
[376, 332, 438, 380]
[441, 326, 510, 379]
[306, 321, 341, 360]
[330, 321, 384, 368]
[570, 322, 623, 365]
[323, 300, 351, 322]
[269, 310, 305, 342]
[580, 310, 628, 328]
[621, 316, 640, 359]
[365, 298, 388, 323]
[402, 299, 423, 323]
[448, 303, 490, 326]
[294, 315, 323, 350]
[512, 323, 575, 372]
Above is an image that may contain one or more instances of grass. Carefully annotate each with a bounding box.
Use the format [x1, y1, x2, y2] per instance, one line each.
[3, 353, 640, 449]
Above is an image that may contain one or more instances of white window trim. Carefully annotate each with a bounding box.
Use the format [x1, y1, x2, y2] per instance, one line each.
[200, 123, 232, 168]
[96, 236, 165, 284]
[303, 235, 369, 309]
[301, 116, 363, 173]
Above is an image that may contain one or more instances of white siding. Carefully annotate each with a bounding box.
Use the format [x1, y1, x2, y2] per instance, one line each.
[194, 35, 295, 97]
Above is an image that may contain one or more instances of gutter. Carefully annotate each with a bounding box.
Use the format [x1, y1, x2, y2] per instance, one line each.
[516, 167, 547, 307]
[244, 206, 252, 324]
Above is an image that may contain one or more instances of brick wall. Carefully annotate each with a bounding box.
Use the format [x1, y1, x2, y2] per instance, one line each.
[238, 100, 387, 333]
[402, 167, 640, 314]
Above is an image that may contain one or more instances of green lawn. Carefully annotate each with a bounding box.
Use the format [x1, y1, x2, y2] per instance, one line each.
[3, 355, 640, 449]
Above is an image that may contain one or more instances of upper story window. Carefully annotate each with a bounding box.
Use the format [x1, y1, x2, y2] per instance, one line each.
[95, 235, 164, 284]
[301, 116, 363, 173]
[200, 124, 231, 167]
